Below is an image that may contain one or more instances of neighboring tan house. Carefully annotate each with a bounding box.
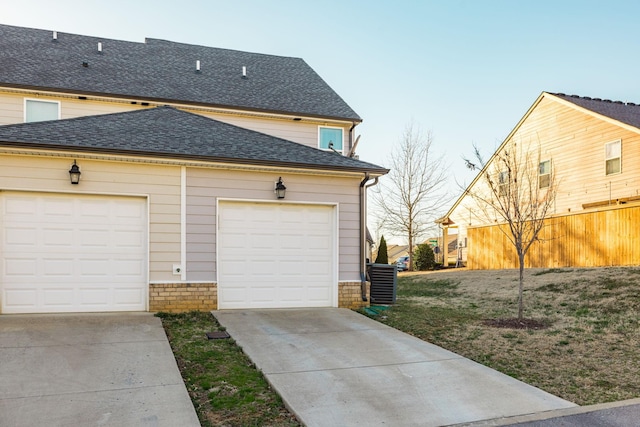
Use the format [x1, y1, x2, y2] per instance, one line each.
[0, 24, 387, 314]
[439, 91, 640, 269]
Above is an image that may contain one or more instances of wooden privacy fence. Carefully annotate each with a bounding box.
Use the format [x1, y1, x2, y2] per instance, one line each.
[467, 204, 640, 269]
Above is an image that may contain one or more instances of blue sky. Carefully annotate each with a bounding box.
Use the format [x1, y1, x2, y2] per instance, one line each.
[4, 0, 640, 192]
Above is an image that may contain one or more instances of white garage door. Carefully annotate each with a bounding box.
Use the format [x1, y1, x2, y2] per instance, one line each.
[1, 192, 147, 313]
[218, 201, 336, 309]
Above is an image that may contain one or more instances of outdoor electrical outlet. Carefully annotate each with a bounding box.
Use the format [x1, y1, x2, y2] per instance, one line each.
[173, 264, 182, 275]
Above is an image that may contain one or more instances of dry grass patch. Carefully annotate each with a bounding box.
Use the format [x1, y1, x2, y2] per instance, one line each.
[370, 267, 640, 405]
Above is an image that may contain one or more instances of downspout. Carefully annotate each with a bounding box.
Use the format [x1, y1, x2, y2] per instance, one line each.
[360, 173, 379, 301]
[348, 122, 357, 155]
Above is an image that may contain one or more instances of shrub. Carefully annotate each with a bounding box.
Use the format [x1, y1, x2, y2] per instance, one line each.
[414, 243, 436, 270]
[375, 235, 389, 264]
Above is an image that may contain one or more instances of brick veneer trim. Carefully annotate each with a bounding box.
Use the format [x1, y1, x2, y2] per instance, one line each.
[149, 281, 369, 312]
[149, 282, 217, 313]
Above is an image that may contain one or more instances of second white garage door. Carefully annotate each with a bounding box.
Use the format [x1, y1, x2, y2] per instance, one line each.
[0, 192, 147, 314]
[217, 201, 336, 309]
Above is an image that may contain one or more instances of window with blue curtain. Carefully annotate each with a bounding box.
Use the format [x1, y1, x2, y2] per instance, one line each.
[319, 127, 343, 151]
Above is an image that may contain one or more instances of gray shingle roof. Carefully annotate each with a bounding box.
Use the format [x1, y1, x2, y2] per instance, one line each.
[552, 93, 640, 130]
[0, 24, 361, 121]
[0, 106, 386, 173]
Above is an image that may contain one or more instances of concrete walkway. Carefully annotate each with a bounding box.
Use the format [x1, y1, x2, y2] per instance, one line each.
[214, 308, 576, 427]
[0, 313, 199, 427]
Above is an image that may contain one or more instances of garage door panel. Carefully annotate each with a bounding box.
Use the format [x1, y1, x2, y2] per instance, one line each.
[79, 259, 110, 276]
[80, 288, 110, 306]
[7, 227, 37, 246]
[79, 229, 110, 247]
[218, 201, 336, 309]
[1, 192, 148, 314]
[42, 198, 74, 217]
[4, 196, 37, 215]
[44, 288, 75, 306]
[4, 258, 37, 277]
[113, 288, 145, 305]
[114, 229, 146, 248]
[43, 228, 75, 247]
[4, 289, 37, 307]
[115, 259, 146, 277]
[43, 258, 74, 276]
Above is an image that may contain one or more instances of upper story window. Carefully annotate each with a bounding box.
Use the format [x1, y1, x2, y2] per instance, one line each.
[25, 99, 60, 123]
[498, 171, 509, 197]
[539, 160, 551, 189]
[319, 126, 343, 153]
[605, 140, 621, 175]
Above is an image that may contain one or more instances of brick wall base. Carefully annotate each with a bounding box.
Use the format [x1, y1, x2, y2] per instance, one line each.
[149, 281, 369, 312]
[149, 283, 217, 313]
[338, 281, 370, 309]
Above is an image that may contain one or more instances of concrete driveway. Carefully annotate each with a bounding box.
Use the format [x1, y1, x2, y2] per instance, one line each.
[0, 313, 199, 427]
[214, 308, 576, 427]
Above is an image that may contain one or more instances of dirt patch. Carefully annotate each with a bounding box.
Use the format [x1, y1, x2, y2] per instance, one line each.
[483, 318, 549, 329]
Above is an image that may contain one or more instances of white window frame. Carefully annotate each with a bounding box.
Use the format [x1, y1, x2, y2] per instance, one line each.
[605, 140, 621, 176]
[24, 98, 61, 123]
[318, 126, 344, 153]
[539, 160, 551, 189]
[498, 171, 509, 197]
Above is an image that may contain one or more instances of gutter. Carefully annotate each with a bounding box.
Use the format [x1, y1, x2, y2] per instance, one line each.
[359, 173, 379, 301]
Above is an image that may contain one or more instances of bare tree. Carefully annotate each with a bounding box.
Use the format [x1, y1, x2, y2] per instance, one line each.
[465, 140, 557, 320]
[373, 122, 448, 270]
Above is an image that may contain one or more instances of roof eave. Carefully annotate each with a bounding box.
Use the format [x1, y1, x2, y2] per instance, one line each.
[0, 140, 387, 175]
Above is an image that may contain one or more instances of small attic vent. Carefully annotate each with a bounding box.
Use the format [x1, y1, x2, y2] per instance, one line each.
[242, 66, 247, 79]
[82, 61, 89, 68]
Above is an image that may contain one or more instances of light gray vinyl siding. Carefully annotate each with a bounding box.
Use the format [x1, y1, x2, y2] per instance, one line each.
[186, 168, 362, 282]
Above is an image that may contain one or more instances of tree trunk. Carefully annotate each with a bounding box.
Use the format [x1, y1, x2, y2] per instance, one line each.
[408, 233, 413, 272]
[518, 252, 525, 320]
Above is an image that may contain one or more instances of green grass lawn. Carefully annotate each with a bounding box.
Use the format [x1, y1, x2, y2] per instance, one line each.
[368, 267, 640, 405]
[157, 311, 300, 427]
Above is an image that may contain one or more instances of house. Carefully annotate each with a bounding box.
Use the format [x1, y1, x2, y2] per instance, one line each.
[0, 24, 388, 313]
[438, 91, 640, 269]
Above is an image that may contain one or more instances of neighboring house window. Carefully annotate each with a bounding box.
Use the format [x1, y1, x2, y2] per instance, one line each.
[498, 171, 509, 196]
[319, 126, 343, 152]
[539, 160, 551, 189]
[605, 140, 621, 175]
[25, 99, 60, 123]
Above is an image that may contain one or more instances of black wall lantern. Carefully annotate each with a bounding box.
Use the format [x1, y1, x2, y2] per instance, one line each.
[274, 177, 286, 199]
[69, 160, 81, 184]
